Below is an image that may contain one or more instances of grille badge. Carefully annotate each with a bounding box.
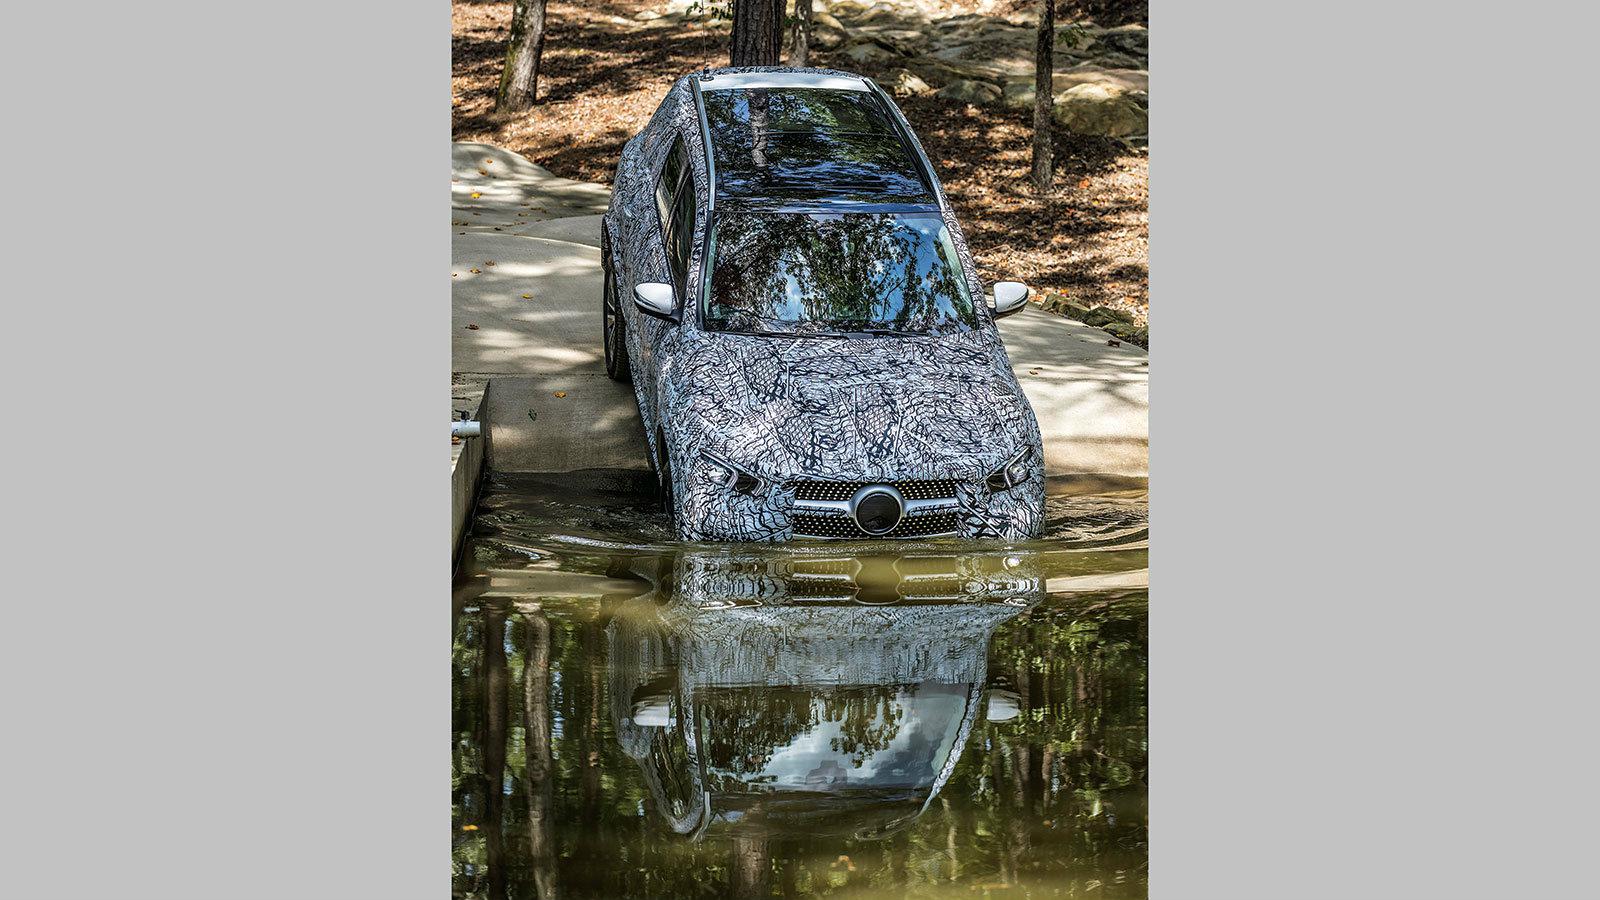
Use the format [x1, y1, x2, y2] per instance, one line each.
[849, 484, 905, 536]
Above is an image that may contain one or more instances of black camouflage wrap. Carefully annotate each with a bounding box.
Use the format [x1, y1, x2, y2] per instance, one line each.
[603, 67, 1045, 542]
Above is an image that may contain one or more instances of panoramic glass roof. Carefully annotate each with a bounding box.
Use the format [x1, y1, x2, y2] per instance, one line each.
[700, 87, 934, 207]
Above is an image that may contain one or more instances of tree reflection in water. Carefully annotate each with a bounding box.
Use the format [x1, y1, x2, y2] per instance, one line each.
[453, 541, 1147, 898]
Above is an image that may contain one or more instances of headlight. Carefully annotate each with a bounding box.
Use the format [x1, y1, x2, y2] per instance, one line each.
[698, 452, 765, 495]
[985, 447, 1033, 492]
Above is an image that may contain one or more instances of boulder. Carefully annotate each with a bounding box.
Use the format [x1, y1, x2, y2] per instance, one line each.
[826, 0, 871, 17]
[1055, 64, 1147, 94]
[1097, 24, 1148, 57]
[1083, 306, 1137, 328]
[812, 23, 847, 51]
[1001, 80, 1036, 109]
[879, 67, 933, 97]
[854, 26, 930, 55]
[813, 10, 846, 32]
[842, 40, 901, 65]
[1054, 82, 1147, 137]
[936, 79, 1003, 105]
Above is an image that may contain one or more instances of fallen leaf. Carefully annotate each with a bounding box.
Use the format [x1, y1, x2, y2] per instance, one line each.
[477, 168, 488, 176]
[484, 159, 494, 165]
[469, 267, 480, 273]
[1078, 178, 1090, 189]
[553, 391, 567, 398]
[521, 293, 532, 299]
[461, 824, 479, 832]
[485, 261, 495, 266]
[469, 191, 481, 199]
[465, 324, 480, 330]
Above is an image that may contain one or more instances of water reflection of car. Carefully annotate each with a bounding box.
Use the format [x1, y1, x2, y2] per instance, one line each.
[606, 550, 1036, 840]
[602, 67, 1045, 542]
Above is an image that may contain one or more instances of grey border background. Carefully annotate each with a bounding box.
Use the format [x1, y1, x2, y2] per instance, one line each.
[4, 1, 1597, 898]
[1154, 1, 1598, 897]
[6, 1, 445, 897]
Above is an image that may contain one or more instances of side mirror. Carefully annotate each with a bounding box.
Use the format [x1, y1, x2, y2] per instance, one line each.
[985, 688, 1021, 722]
[633, 282, 678, 320]
[991, 281, 1029, 319]
[627, 688, 672, 723]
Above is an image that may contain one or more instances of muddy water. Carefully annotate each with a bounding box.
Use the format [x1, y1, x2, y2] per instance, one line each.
[453, 471, 1148, 899]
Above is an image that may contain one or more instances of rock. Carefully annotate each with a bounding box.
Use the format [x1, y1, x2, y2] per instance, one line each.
[843, 40, 901, 65]
[1083, 306, 1137, 328]
[827, 0, 871, 17]
[1097, 24, 1148, 57]
[1055, 24, 1096, 52]
[1001, 80, 1036, 109]
[1054, 82, 1147, 137]
[879, 67, 933, 97]
[902, 58, 966, 89]
[1091, 52, 1147, 70]
[855, 26, 930, 55]
[1041, 294, 1092, 321]
[813, 10, 845, 32]
[1054, 64, 1148, 94]
[936, 79, 1003, 105]
[812, 23, 847, 51]
[1104, 321, 1141, 340]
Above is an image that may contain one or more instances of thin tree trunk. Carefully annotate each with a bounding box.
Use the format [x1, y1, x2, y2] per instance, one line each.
[789, 0, 813, 67]
[482, 607, 508, 900]
[523, 609, 558, 899]
[731, 0, 783, 67]
[497, 0, 550, 114]
[1031, 0, 1055, 194]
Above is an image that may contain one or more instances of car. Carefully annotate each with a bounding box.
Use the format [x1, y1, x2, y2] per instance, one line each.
[601, 66, 1045, 542]
[607, 578, 1030, 838]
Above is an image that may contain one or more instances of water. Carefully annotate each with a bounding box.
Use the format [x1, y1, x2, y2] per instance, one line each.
[453, 471, 1148, 899]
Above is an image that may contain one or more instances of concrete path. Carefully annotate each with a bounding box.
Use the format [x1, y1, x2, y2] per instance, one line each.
[451, 142, 1148, 477]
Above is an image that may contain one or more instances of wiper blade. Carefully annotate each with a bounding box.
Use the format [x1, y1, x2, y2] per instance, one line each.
[857, 327, 923, 337]
[729, 328, 849, 339]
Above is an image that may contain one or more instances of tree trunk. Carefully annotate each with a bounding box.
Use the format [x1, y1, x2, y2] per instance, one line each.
[1031, 0, 1055, 194]
[522, 609, 558, 900]
[789, 0, 813, 67]
[496, 0, 549, 114]
[731, 0, 783, 67]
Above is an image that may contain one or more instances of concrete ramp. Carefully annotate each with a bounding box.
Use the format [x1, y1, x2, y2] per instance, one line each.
[482, 376, 650, 473]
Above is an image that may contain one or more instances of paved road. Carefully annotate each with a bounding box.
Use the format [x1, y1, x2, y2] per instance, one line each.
[451, 142, 1148, 477]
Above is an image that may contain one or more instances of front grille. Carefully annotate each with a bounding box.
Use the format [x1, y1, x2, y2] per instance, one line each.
[791, 478, 959, 502]
[792, 511, 962, 540]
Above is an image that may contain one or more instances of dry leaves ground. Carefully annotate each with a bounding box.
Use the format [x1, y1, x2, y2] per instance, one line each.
[453, 0, 1148, 333]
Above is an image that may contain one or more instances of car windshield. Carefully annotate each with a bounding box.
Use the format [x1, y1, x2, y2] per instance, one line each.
[701, 211, 979, 336]
[697, 683, 970, 793]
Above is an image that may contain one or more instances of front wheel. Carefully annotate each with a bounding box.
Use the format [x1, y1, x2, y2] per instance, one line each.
[603, 253, 632, 383]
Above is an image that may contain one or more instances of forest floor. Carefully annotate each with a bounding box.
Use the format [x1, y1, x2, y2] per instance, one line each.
[452, 0, 1148, 331]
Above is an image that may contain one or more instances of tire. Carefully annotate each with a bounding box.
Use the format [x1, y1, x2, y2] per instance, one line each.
[603, 248, 632, 384]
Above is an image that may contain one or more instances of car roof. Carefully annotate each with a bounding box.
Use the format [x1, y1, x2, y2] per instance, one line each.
[694, 70, 938, 211]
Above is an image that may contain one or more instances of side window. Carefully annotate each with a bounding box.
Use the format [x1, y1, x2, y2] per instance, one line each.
[655, 137, 685, 232]
[667, 175, 697, 295]
[653, 135, 697, 297]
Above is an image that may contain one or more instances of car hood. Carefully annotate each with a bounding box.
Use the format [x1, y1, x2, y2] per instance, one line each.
[663, 327, 1039, 480]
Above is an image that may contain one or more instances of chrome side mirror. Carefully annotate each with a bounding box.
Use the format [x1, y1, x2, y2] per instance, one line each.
[633, 282, 678, 320]
[992, 281, 1029, 318]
